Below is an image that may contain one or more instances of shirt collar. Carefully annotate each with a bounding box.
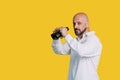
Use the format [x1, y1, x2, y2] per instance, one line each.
[76, 31, 95, 42]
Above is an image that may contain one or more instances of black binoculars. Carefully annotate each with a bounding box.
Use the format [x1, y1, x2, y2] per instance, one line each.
[51, 27, 69, 40]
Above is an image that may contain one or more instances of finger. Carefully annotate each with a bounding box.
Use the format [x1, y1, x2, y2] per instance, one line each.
[53, 27, 60, 33]
[60, 27, 67, 31]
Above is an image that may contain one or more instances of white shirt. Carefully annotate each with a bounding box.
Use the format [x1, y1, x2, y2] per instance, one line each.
[52, 31, 102, 80]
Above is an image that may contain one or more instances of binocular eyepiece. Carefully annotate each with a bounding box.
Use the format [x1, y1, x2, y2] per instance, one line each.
[51, 27, 69, 40]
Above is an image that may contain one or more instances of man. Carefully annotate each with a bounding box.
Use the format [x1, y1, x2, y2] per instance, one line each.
[52, 12, 102, 80]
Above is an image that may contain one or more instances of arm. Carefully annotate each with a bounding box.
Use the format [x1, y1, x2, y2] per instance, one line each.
[52, 39, 70, 55]
[65, 34, 102, 57]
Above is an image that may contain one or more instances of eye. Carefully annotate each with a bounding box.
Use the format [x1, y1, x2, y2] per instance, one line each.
[77, 22, 81, 25]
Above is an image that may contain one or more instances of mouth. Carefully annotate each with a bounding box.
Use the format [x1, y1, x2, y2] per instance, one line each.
[75, 29, 79, 31]
[75, 29, 81, 32]
[75, 30, 79, 33]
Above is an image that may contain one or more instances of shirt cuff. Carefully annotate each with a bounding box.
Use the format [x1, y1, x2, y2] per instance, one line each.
[65, 34, 73, 44]
[52, 39, 60, 44]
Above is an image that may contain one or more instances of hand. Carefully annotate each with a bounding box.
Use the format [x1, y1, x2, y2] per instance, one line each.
[53, 27, 60, 33]
[60, 27, 68, 37]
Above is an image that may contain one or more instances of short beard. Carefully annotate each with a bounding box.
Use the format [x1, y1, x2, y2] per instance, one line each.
[74, 28, 86, 37]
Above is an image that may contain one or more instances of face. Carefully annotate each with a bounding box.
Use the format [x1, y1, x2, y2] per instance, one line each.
[73, 15, 88, 36]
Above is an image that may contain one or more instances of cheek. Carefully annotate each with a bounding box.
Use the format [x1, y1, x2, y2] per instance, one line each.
[81, 24, 86, 30]
[79, 25, 84, 30]
[76, 24, 82, 29]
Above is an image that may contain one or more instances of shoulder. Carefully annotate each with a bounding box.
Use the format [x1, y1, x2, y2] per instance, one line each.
[86, 31, 99, 39]
[86, 31, 102, 45]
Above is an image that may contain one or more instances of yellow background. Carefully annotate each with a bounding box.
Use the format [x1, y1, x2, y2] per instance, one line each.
[0, 0, 120, 80]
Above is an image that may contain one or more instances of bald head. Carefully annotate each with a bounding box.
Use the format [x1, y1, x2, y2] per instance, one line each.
[73, 12, 89, 22]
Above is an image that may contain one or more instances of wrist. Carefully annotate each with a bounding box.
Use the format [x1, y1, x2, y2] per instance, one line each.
[63, 33, 68, 37]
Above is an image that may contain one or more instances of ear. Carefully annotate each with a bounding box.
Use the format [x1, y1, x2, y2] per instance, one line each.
[85, 22, 89, 28]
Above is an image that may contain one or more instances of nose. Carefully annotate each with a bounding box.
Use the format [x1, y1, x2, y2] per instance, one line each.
[74, 23, 78, 28]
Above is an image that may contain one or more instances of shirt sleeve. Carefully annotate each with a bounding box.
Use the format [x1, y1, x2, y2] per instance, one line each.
[52, 39, 71, 55]
[65, 34, 102, 57]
